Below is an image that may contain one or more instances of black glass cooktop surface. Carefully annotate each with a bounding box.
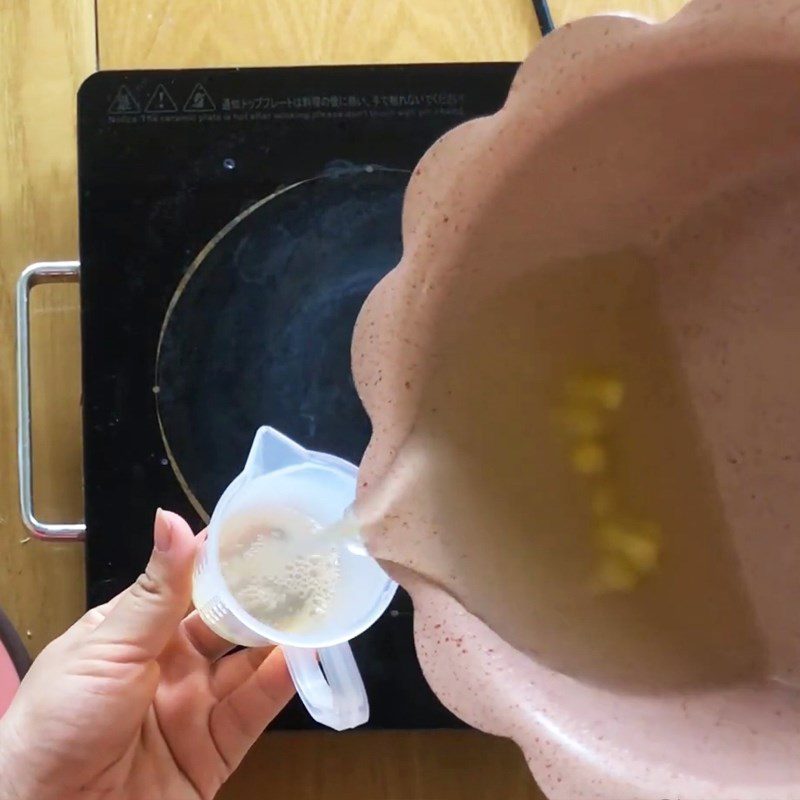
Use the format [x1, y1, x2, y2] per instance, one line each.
[77, 63, 517, 729]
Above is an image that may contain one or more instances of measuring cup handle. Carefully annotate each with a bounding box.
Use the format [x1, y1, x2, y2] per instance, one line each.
[282, 642, 369, 731]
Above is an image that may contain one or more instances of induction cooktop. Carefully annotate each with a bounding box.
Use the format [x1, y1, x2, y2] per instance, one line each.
[77, 62, 517, 729]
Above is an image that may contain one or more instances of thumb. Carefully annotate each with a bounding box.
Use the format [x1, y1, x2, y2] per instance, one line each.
[94, 509, 196, 661]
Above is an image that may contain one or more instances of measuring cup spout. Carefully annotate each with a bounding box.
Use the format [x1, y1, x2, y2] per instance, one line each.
[242, 426, 309, 479]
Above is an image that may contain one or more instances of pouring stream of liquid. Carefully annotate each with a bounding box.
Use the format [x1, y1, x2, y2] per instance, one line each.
[279, 512, 367, 559]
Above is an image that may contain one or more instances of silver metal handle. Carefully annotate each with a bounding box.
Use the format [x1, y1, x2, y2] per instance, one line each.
[16, 261, 86, 541]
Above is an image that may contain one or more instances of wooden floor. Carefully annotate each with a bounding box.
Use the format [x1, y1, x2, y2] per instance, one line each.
[0, 1, 686, 798]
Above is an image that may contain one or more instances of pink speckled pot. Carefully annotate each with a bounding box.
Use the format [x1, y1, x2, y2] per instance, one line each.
[352, 2, 800, 798]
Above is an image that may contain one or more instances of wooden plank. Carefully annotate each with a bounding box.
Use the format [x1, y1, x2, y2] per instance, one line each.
[225, 731, 544, 800]
[94, 0, 696, 70]
[97, 0, 540, 67]
[0, 1, 95, 656]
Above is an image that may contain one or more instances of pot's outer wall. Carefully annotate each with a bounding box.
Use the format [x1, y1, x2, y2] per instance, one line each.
[353, 3, 800, 798]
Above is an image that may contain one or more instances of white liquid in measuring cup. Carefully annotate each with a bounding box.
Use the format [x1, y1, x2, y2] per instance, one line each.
[218, 506, 361, 633]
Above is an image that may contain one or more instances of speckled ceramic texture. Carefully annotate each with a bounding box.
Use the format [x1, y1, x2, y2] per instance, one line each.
[352, 2, 800, 798]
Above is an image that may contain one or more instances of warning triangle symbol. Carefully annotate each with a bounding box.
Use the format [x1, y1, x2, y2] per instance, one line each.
[145, 83, 178, 113]
[108, 85, 140, 115]
[183, 83, 216, 112]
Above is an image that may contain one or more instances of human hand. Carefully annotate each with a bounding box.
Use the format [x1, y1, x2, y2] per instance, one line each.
[0, 510, 295, 800]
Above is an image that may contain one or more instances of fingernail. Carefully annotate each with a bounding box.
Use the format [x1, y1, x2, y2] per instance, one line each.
[154, 508, 173, 553]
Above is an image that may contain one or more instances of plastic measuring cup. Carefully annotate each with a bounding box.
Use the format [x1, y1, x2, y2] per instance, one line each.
[193, 427, 397, 730]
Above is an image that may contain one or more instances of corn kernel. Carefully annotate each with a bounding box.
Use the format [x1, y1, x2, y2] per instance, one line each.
[566, 375, 625, 411]
[596, 519, 661, 573]
[596, 378, 624, 411]
[593, 552, 640, 592]
[621, 535, 660, 573]
[624, 520, 661, 572]
[571, 441, 607, 475]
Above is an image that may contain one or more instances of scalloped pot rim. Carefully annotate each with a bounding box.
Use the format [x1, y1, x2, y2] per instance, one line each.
[352, 2, 800, 799]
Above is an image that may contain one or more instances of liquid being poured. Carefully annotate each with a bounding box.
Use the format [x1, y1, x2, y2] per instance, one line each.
[310, 511, 367, 556]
